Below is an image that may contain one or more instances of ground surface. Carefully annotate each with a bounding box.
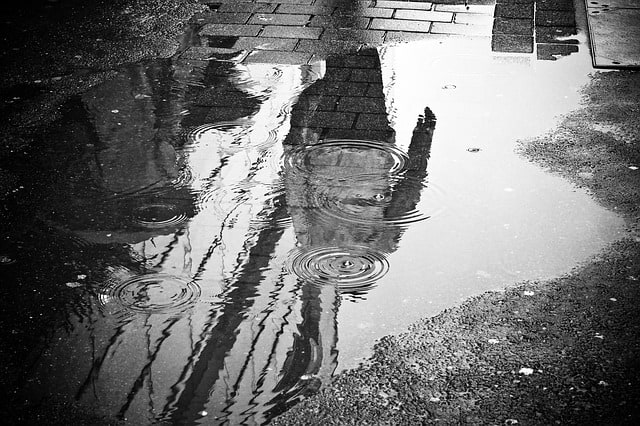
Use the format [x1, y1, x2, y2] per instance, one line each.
[1, 0, 639, 425]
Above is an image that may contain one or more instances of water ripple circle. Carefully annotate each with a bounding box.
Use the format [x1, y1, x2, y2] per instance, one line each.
[132, 203, 189, 228]
[99, 273, 201, 315]
[282, 139, 409, 179]
[288, 246, 389, 293]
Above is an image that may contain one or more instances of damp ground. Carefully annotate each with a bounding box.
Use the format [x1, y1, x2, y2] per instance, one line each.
[0, 1, 639, 425]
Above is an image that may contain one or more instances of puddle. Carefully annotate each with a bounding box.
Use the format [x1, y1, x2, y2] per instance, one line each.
[2, 32, 625, 426]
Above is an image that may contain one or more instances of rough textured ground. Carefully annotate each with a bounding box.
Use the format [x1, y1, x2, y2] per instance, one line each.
[272, 70, 640, 425]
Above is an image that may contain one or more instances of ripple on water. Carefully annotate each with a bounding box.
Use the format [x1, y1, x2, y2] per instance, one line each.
[283, 139, 443, 226]
[131, 203, 189, 229]
[288, 246, 390, 294]
[282, 139, 409, 179]
[99, 273, 201, 316]
[184, 120, 279, 152]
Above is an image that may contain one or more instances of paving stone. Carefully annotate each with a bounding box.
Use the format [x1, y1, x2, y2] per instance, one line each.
[217, 3, 278, 13]
[204, 12, 251, 24]
[204, 35, 239, 48]
[324, 128, 395, 142]
[491, 33, 534, 53]
[321, 28, 385, 43]
[366, 83, 385, 98]
[295, 39, 364, 54]
[323, 67, 352, 81]
[493, 17, 534, 35]
[249, 13, 311, 26]
[243, 50, 313, 64]
[300, 95, 340, 112]
[384, 31, 431, 43]
[394, 9, 454, 23]
[495, 0, 534, 3]
[261, 26, 323, 39]
[536, 43, 579, 60]
[350, 68, 384, 83]
[336, 96, 386, 113]
[326, 54, 380, 68]
[275, 4, 335, 15]
[537, 0, 574, 11]
[454, 12, 494, 25]
[431, 22, 493, 36]
[335, 8, 394, 19]
[306, 81, 371, 96]
[535, 10, 575, 27]
[494, 4, 534, 19]
[536, 26, 579, 44]
[435, 4, 495, 14]
[374, 1, 433, 10]
[200, 24, 262, 37]
[257, 0, 313, 4]
[291, 111, 356, 128]
[233, 37, 299, 51]
[355, 113, 394, 131]
[370, 18, 432, 32]
[309, 15, 371, 29]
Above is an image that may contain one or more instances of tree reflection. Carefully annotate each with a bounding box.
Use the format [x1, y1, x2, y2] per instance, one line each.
[10, 47, 435, 424]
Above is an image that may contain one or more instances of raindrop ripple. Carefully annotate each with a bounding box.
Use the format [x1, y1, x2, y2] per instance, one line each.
[99, 273, 201, 315]
[288, 246, 390, 294]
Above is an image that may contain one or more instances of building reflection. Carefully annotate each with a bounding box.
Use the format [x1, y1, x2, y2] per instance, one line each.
[15, 46, 434, 424]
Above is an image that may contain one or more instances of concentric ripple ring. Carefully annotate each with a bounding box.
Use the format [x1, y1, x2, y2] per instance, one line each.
[100, 273, 201, 315]
[288, 246, 390, 293]
[132, 203, 189, 228]
[282, 139, 410, 179]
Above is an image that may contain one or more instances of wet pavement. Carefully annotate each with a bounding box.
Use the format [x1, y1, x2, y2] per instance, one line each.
[0, 0, 636, 425]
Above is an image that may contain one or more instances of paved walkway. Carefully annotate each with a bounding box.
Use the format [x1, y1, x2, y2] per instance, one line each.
[182, 0, 580, 64]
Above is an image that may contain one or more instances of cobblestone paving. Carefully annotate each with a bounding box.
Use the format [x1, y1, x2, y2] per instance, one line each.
[180, 0, 580, 64]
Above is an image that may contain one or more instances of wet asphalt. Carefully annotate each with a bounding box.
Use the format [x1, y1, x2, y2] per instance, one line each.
[1, 0, 640, 424]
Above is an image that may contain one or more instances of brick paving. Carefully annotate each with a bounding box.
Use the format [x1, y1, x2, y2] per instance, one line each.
[184, 0, 580, 64]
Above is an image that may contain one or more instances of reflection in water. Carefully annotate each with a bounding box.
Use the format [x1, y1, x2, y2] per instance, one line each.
[4, 45, 432, 424]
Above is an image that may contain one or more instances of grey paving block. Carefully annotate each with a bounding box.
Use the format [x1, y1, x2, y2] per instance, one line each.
[355, 113, 394, 131]
[494, 4, 534, 19]
[275, 5, 336, 15]
[336, 96, 386, 113]
[233, 37, 299, 51]
[321, 28, 385, 43]
[431, 22, 492, 36]
[370, 18, 432, 32]
[536, 26, 578, 44]
[493, 17, 534, 35]
[217, 3, 278, 13]
[291, 111, 356, 128]
[374, 1, 433, 10]
[309, 15, 371, 29]
[384, 31, 431, 43]
[537, 0, 574, 11]
[535, 10, 575, 27]
[394, 9, 454, 23]
[454, 13, 494, 25]
[335, 7, 394, 19]
[249, 13, 311, 26]
[491, 33, 533, 53]
[243, 50, 313, 64]
[586, 6, 640, 67]
[261, 26, 323, 39]
[435, 4, 495, 14]
[200, 24, 262, 37]
[350, 68, 384, 83]
[306, 81, 370, 96]
[295, 39, 364, 54]
[204, 12, 251, 24]
[257, 0, 312, 4]
[536, 43, 579, 60]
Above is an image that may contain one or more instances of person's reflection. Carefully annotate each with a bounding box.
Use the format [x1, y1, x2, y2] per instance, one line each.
[266, 47, 435, 417]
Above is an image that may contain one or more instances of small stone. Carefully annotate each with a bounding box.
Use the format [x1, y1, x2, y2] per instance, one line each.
[429, 397, 441, 402]
[610, 298, 617, 302]
[65, 282, 83, 288]
[629, 166, 638, 170]
[518, 367, 534, 375]
[488, 338, 500, 344]
[523, 290, 534, 296]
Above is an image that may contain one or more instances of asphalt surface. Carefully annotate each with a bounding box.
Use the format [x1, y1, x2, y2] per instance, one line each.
[1, 1, 639, 424]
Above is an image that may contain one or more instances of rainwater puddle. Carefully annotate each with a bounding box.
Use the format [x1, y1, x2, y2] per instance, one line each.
[2, 35, 625, 425]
